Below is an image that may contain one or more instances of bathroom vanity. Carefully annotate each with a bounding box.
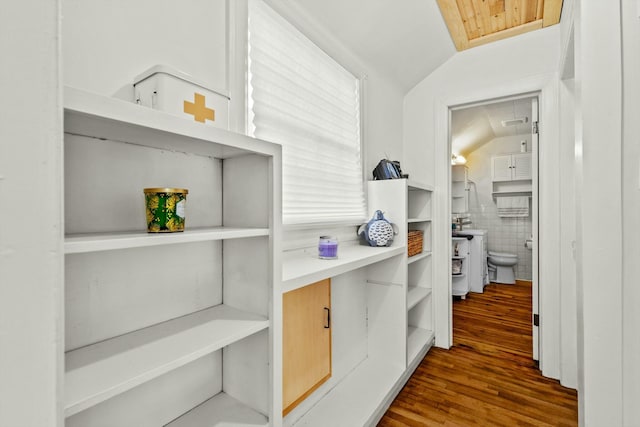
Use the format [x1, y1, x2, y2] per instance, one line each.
[455, 229, 489, 293]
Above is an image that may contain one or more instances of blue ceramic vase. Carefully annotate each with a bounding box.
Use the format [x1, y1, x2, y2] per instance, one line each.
[358, 210, 397, 247]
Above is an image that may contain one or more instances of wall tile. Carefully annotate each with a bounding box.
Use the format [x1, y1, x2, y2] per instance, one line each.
[462, 134, 534, 280]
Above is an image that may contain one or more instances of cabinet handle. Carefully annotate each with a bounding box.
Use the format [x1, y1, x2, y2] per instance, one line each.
[324, 307, 331, 329]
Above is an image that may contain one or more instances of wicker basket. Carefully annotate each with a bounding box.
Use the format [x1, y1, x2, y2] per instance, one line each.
[407, 230, 424, 257]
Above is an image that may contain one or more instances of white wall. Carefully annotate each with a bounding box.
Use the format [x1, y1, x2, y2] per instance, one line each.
[62, 0, 228, 100]
[361, 74, 404, 178]
[0, 1, 63, 426]
[403, 27, 564, 383]
[404, 27, 560, 186]
[621, 1, 640, 424]
[63, 0, 404, 181]
[465, 135, 534, 280]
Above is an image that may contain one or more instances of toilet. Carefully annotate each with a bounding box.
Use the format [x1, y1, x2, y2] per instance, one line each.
[487, 251, 518, 284]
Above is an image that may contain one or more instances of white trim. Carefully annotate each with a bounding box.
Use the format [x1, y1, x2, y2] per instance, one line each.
[531, 96, 540, 362]
[575, 1, 624, 423]
[0, 1, 64, 425]
[537, 77, 561, 379]
[227, 0, 249, 135]
[360, 75, 369, 212]
[434, 72, 562, 381]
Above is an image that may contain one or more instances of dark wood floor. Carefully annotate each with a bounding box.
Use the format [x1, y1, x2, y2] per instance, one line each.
[378, 281, 578, 426]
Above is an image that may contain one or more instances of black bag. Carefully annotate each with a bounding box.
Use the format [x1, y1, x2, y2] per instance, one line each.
[373, 159, 405, 180]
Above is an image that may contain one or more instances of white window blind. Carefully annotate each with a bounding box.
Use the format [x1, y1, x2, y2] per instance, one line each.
[248, 0, 366, 225]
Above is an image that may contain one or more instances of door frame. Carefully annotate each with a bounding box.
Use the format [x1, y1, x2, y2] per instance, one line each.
[433, 73, 562, 380]
[447, 94, 540, 360]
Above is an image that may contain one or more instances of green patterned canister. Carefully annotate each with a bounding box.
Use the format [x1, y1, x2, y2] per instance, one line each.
[144, 188, 188, 233]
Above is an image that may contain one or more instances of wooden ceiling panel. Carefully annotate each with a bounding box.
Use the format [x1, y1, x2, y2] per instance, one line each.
[437, 0, 563, 51]
[475, 0, 496, 37]
[526, 0, 539, 22]
[489, 0, 505, 17]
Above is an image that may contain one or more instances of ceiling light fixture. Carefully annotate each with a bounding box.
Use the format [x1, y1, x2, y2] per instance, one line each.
[501, 117, 528, 127]
[451, 154, 467, 165]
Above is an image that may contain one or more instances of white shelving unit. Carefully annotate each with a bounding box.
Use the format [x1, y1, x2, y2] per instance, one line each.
[408, 251, 432, 264]
[63, 87, 282, 427]
[65, 227, 270, 254]
[491, 153, 533, 198]
[368, 179, 435, 370]
[281, 179, 433, 427]
[283, 240, 407, 427]
[406, 181, 435, 369]
[452, 237, 470, 298]
[408, 286, 432, 311]
[281, 244, 405, 293]
[451, 165, 469, 216]
[166, 392, 268, 426]
[290, 358, 404, 427]
[65, 305, 268, 417]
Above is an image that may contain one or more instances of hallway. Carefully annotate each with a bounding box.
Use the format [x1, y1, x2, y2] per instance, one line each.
[378, 281, 578, 426]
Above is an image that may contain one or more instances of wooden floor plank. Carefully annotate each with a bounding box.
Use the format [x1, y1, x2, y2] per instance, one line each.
[378, 282, 578, 426]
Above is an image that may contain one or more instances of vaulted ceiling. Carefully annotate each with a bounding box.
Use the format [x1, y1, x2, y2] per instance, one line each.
[290, 0, 563, 91]
[451, 97, 535, 157]
[291, 0, 457, 91]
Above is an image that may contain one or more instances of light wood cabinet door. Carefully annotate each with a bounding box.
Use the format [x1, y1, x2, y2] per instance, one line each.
[283, 278, 331, 415]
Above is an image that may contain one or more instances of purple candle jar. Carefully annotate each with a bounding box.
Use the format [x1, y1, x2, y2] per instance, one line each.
[318, 236, 338, 259]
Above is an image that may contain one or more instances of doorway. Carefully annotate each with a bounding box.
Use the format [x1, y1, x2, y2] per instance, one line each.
[448, 94, 539, 361]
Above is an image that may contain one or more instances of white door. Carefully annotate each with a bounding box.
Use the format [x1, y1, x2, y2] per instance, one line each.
[491, 155, 512, 181]
[531, 97, 540, 361]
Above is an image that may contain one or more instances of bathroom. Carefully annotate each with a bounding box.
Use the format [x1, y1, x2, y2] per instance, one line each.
[451, 96, 536, 291]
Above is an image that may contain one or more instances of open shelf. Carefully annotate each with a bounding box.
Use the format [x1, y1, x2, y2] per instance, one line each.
[165, 392, 268, 427]
[407, 180, 434, 192]
[407, 251, 432, 264]
[407, 286, 432, 311]
[452, 255, 466, 259]
[407, 217, 432, 223]
[282, 244, 405, 293]
[293, 358, 404, 427]
[492, 190, 533, 197]
[64, 86, 278, 159]
[452, 273, 466, 278]
[407, 326, 434, 367]
[65, 227, 270, 254]
[62, 86, 279, 425]
[65, 304, 268, 417]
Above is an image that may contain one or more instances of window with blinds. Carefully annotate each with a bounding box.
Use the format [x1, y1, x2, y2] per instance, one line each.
[248, 0, 366, 225]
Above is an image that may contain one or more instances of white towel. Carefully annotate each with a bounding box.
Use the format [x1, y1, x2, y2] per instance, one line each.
[496, 196, 529, 217]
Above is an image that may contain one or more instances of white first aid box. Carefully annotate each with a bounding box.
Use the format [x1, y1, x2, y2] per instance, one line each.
[133, 65, 229, 130]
